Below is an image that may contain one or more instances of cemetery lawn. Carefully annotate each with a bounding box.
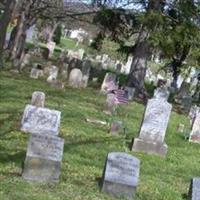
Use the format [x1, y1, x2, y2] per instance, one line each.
[0, 70, 197, 200]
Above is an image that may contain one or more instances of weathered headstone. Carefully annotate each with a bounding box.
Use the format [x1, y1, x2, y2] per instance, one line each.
[102, 152, 140, 199]
[188, 178, 200, 200]
[153, 86, 170, 101]
[115, 62, 122, 74]
[21, 104, 61, 135]
[50, 80, 65, 89]
[101, 73, 117, 94]
[68, 68, 83, 88]
[189, 113, 200, 143]
[81, 59, 91, 88]
[47, 66, 58, 83]
[21, 53, 31, 69]
[22, 134, 64, 182]
[103, 93, 116, 115]
[46, 41, 56, 58]
[132, 95, 172, 157]
[30, 68, 43, 79]
[109, 121, 123, 135]
[181, 95, 192, 113]
[189, 106, 200, 126]
[31, 91, 45, 107]
[61, 63, 69, 80]
[125, 87, 135, 101]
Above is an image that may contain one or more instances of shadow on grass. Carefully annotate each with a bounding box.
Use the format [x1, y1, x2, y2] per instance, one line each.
[0, 150, 26, 164]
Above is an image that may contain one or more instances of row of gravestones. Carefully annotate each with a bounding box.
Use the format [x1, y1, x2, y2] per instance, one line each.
[20, 91, 200, 199]
[30, 59, 92, 89]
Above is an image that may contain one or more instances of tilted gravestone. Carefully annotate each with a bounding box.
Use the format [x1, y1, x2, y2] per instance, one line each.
[68, 68, 83, 88]
[21, 104, 61, 135]
[189, 113, 200, 143]
[31, 91, 45, 107]
[132, 92, 172, 157]
[102, 152, 140, 199]
[22, 134, 64, 182]
[188, 178, 200, 200]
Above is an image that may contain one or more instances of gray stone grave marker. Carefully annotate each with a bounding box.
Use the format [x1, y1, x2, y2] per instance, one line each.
[125, 87, 135, 101]
[102, 152, 140, 199]
[31, 91, 45, 107]
[21, 104, 61, 135]
[189, 113, 200, 143]
[132, 95, 172, 157]
[81, 59, 91, 88]
[47, 65, 58, 83]
[101, 73, 117, 94]
[22, 134, 64, 182]
[68, 68, 83, 88]
[188, 178, 200, 200]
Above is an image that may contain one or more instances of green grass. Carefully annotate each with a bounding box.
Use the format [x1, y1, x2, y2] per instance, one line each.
[0, 69, 196, 200]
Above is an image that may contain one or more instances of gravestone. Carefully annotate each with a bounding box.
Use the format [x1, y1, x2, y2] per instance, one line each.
[31, 91, 45, 107]
[102, 152, 140, 199]
[47, 66, 58, 83]
[181, 95, 192, 113]
[21, 104, 61, 135]
[50, 80, 65, 89]
[153, 86, 170, 100]
[188, 178, 200, 200]
[21, 53, 31, 69]
[189, 113, 200, 143]
[46, 41, 56, 57]
[22, 134, 64, 182]
[103, 93, 116, 115]
[68, 68, 83, 88]
[81, 59, 91, 88]
[109, 121, 123, 135]
[132, 95, 172, 157]
[189, 106, 200, 126]
[61, 63, 69, 80]
[30, 68, 43, 79]
[115, 63, 122, 74]
[101, 73, 117, 94]
[125, 56, 133, 75]
[125, 87, 135, 101]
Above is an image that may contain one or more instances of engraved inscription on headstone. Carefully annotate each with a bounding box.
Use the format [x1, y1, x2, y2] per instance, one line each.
[102, 152, 140, 199]
[188, 178, 200, 200]
[132, 98, 172, 157]
[22, 134, 64, 182]
[21, 104, 61, 135]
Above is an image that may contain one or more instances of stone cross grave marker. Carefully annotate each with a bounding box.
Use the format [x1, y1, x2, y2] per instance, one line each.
[31, 91, 45, 107]
[21, 104, 61, 135]
[102, 152, 140, 199]
[189, 113, 200, 143]
[22, 134, 64, 182]
[188, 178, 200, 200]
[132, 95, 172, 157]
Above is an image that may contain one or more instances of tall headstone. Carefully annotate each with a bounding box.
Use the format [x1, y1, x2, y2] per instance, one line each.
[31, 91, 45, 107]
[47, 66, 58, 83]
[189, 113, 200, 143]
[68, 68, 83, 88]
[81, 59, 91, 88]
[21, 104, 61, 135]
[188, 178, 200, 200]
[189, 106, 200, 126]
[181, 95, 192, 113]
[102, 152, 140, 200]
[22, 134, 64, 182]
[100, 73, 117, 94]
[132, 94, 172, 157]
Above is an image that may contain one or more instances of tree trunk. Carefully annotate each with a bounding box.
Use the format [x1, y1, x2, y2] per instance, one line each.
[127, 0, 165, 96]
[127, 27, 149, 95]
[0, 0, 16, 68]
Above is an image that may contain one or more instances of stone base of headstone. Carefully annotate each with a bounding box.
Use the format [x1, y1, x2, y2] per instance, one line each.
[102, 181, 136, 200]
[132, 138, 168, 157]
[22, 157, 61, 182]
